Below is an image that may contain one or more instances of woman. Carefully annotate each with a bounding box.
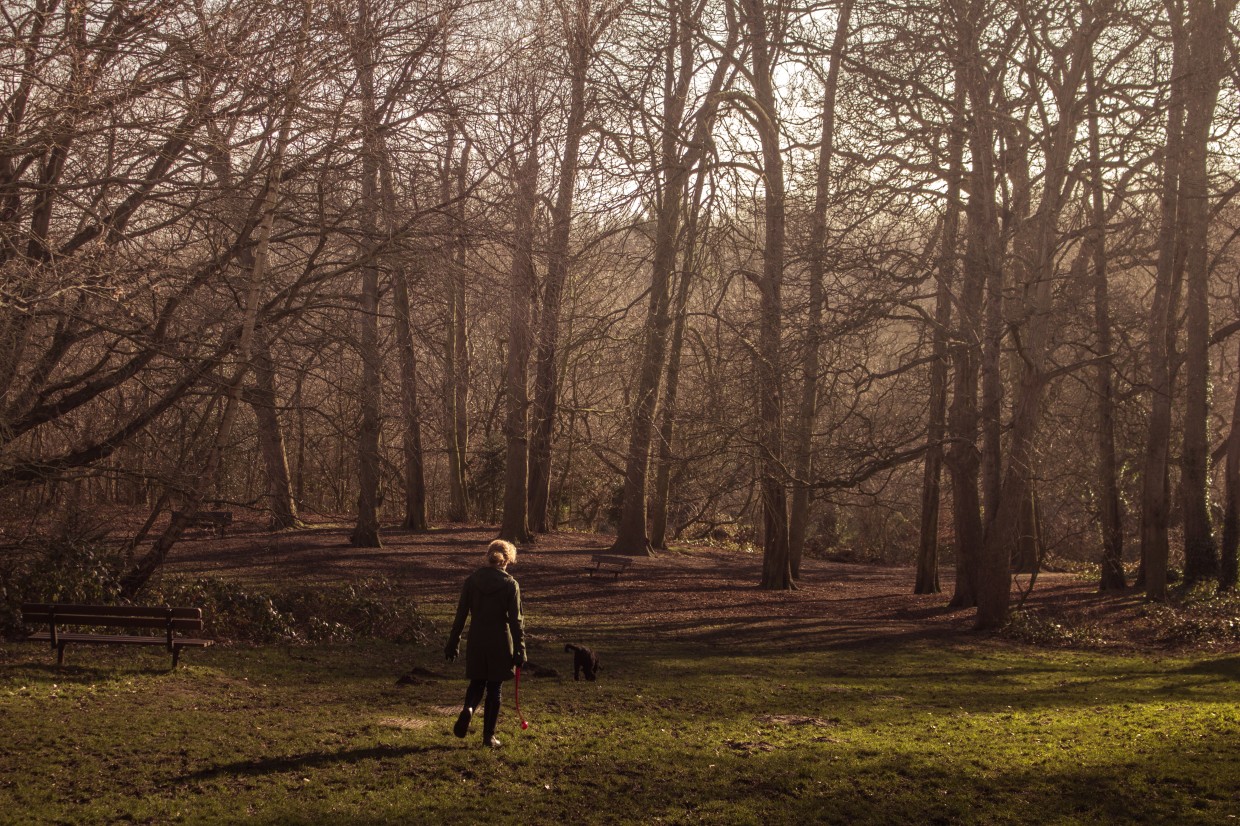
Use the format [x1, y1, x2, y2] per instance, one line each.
[445, 539, 527, 748]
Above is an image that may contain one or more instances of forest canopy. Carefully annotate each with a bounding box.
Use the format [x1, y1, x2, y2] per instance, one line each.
[2, 0, 1239, 628]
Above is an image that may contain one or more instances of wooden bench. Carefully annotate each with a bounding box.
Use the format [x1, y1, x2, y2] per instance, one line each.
[20, 603, 213, 668]
[584, 554, 633, 580]
[173, 510, 232, 536]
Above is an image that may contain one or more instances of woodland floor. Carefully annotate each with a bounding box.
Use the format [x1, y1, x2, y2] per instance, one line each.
[156, 519, 1221, 654]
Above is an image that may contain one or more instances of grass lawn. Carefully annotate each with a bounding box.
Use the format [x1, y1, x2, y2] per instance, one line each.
[2, 631, 1238, 825]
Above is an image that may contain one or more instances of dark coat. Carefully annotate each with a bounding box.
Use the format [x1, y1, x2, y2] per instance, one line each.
[446, 565, 526, 682]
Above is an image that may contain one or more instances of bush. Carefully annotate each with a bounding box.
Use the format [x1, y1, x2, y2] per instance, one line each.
[149, 577, 298, 644]
[1001, 609, 1107, 648]
[264, 579, 434, 645]
[0, 536, 127, 639]
[150, 576, 434, 645]
[1, 536, 433, 646]
[1139, 585, 1240, 647]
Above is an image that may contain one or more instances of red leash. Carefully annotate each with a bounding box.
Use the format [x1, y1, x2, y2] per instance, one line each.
[515, 666, 529, 729]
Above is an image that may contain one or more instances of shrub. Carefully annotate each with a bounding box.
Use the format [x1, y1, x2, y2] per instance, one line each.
[1139, 586, 1240, 647]
[149, 577, 298, 644]
[1001, 609, 1107, 648]
[0, 536, 127, 639]
[1, 535, 433, 646]
[150, 576, 434, 645]
[269, 579, 434, 644]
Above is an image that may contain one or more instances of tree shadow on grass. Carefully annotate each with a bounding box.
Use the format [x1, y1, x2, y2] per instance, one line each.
[591, 637, 1240, 715]
[1178, 654, 1240, 679]
[180, 743, 453, 782]
[648, 732, 1238, 826]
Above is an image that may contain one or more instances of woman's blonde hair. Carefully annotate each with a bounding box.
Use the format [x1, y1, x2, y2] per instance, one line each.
[486, 539, 517, 567]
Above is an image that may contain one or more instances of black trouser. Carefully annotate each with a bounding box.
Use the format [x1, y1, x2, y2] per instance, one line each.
[463, 679, 502, 740]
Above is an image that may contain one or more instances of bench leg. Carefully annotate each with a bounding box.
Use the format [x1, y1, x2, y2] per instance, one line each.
[172, 646, 181, 669]
[57, 642, 66, 666]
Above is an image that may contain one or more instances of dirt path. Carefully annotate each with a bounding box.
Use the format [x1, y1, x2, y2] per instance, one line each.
[161, 522, 1173, 652]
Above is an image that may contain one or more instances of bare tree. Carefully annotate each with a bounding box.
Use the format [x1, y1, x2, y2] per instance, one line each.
[916, 82, 964, 597]
[1222, 338, 1240, 591]
[344, 0, 386, 548]
[1086, 55, 1125, 592]
[945, 0, 992, 609]
[611, 0, 734, 555]
[244, 333, 302, 529]
[975, 0, 1115, 629]
[499, 116, 541, 544]
[527, 0, 626, 533]
[789, 0, 853, 580]
[442, 124, 473, 523]
[1178, 0, 1236, 584]
[730, 0, 793, 589]
[649, 177, 708, 551]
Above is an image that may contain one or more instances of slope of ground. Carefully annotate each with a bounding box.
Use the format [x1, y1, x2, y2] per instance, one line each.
[159, 521, 1216, 653]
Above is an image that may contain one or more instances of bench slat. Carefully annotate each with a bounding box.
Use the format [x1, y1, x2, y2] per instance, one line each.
[28, 616, 203, 632]
[28, 632, 167, 646]
[27, 632, 213, 648]
[21, 603, 202, 620]
[21, 614, 203, 632]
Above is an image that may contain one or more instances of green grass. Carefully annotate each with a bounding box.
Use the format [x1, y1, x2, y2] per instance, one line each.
[3, 632, 1238, 825]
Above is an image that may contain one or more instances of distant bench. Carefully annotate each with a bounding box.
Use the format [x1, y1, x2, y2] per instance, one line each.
[584, 554, 633, 580]
[20, 603, 213, 668]
[173, 510, 232, 536]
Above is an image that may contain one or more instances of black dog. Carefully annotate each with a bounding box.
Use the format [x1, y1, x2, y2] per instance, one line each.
[564, 643, 601, 681]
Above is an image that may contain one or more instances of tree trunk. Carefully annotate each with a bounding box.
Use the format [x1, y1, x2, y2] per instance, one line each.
[1221, 339, 1240, 591]
[650, 109, 717, 552]
[529, 3, 598, 534]
[946, 4, 1002, 609]
[611, 255, 674, 556]
[979, 227, 1005, 530]
[1087, 58, 1126, 591]
[790, 0, 852, 580]
[349, 0, 383, 548]
[393, 266, 429, 532]
[246, 336, 300, 530]
[736, 0, 792, 590]
[977, 368, 1042, 627]
[945, 163, 987, 609]
[349, 218, 382, 544]
[1178, 0, 1234, 584]
[916, 305, 951, 593]
[916, 82, 964, 596]
[1142, 2, 1189, 601]
[1012, 482, 1041, 574]
[649, 248, 695, 551]
[974, 3, 1103, 630]
[444, 130, 472, 523]
[499, 128, 540, 545]
[372, 90, 428, 534]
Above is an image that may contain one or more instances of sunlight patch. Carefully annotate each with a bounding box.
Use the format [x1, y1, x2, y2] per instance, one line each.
[378, 717, 432, 730]
[757, 714, 838, 728]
